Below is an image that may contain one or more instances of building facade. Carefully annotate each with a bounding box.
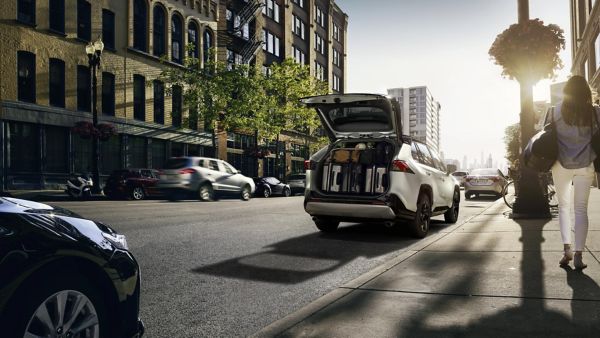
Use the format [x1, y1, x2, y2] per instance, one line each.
[216, 0, 348, 179]
[387, 86, 441, 154]
[570, 1, 600, 87]
[0, 0, 220, 190]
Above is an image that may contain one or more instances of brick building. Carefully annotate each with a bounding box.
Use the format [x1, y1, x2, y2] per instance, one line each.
[216, 0, 348, 179]
[0, 0, 218, 190]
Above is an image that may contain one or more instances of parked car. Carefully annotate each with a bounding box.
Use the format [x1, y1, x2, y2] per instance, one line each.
[464, 168, 508, 199]
[301, 94, 460, 238]
[253, 177, 292, 197]
[0, 197, 144, 337]
[157, 157, 255, 201]
[287, 173, 306, 195]
[104, 169, 161, 200]
[451, 171, 469, 187]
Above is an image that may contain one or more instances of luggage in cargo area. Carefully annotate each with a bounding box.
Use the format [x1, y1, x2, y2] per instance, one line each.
[320, 141, 395, 195]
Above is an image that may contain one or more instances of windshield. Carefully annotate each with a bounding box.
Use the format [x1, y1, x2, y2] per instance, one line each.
[470, 169, 499, 176]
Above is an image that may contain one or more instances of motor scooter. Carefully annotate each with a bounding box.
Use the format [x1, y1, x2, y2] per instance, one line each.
[65, 174, 93, 199]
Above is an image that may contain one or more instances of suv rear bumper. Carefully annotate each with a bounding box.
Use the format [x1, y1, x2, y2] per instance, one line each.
[306, 201, 397, 220]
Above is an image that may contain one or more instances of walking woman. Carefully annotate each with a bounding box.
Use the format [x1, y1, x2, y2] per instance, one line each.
[551, 75, 599, 269]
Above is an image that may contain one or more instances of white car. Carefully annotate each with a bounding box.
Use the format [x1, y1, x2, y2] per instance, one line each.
[301, 94, 460, 238]
[157, 157, 255, 201]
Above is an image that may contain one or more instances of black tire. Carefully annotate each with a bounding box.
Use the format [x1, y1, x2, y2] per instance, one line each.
[444, 190, 460, 224]
[314, 217, 340, 232]
[240, 185, 251, 201]
[410, 193, 432, 238]
[283, 188, 291, 197]
[198, 183, 214, 201]
[263, 188, 271, 198]
[465, 192, 472, 200]
[4, 271, 111, 338]
[131, 186, 145, 200]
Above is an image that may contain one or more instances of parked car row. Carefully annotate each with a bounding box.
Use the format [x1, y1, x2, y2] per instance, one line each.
[101, 157, 307, 201]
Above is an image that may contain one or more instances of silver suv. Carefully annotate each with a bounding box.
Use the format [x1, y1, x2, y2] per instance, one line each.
[302, 94, 460, 238]
[157, 157, 255, 201]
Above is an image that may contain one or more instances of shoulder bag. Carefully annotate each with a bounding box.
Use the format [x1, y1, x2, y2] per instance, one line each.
[523, 107, 557, 172]
[591, 107, 600, 173]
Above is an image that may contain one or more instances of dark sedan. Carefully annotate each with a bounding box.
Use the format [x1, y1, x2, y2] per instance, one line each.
[0, 197, 144, 337]
[104, 169, 160, 200]
[253, 177, 291, 197]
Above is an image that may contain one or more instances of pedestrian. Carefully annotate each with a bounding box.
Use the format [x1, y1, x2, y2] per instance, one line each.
[550, 75, 599, 269]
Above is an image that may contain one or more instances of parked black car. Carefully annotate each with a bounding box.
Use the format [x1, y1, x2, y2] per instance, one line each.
[104, 169, 161, 200]
[253, 177, 291, 197]
[287, 173, 306, 195]
[0, 197, 144, 337]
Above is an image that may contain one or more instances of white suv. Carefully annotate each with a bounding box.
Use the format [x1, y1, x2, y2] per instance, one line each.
[302, 94, 460, 238]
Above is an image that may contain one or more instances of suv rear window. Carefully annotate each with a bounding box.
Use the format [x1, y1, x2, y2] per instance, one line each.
[165, 158, 190, 169]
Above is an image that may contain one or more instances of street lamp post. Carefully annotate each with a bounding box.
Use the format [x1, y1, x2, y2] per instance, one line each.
[86, 38, 104, 194]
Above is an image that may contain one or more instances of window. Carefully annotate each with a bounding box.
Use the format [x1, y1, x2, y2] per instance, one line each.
[332, 74, 340, 92]
[127, 136, 147, 168]
[49, 58, 65, 108]
[100, 135, 120, 174]
[263, 30, 280, 57]
[292, 46, 305, 64]
[8, 122, 39, 172]
[171, 14, 183, 64]
[133, 0, 148, 51]
[263, 0, 280, 22]
[172, 85, 182, 127]
[262, 65, 272, 76]
[415, 142, 435, 168]
[77, 0, 91, 41]
[49, 0, 65, 33]
[102, 9, 115, 50]
[207, 160, 219, 171]
[188, 108, 198, 130]
[151, 139, 166, 169]
[77, 65, 90, 112]
[17, 0, 36, 25]
[314, 61, 325, 81]
[226, 49, 243, 68]
[153, 80, 164, 124]
[333, 49, 341, 67]
[17, 51, 36, 103]
[333, 23, 340, 41]
[314, 33, 324, 54]
[153, 5, 167, 57]
[133, 74, 146, 121]
[102, 72, 115, 116]
[291, 0, 304, 8]
[314, 5, 325, 27]
[292, 15, 305, 39]
[188, 21, 200, 59]
[45, 126, 68, 173]
[203, 29, 213, 64]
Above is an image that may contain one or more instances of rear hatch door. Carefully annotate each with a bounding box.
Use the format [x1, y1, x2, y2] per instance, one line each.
[300, 94, 403, 142]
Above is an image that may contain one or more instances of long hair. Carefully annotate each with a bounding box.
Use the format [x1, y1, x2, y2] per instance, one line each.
[561, 75, 595, 126]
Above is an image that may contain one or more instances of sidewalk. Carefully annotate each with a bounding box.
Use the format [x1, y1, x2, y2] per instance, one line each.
[253, 190, 600, 337]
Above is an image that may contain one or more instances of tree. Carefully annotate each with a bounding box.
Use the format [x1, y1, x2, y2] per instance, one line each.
[504, 123, 520, 169]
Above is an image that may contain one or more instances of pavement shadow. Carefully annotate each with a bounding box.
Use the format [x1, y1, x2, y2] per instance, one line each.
[192, 221, 450, 284]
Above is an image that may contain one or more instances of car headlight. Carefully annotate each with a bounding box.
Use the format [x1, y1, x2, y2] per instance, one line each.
[102, 231, 129, 250]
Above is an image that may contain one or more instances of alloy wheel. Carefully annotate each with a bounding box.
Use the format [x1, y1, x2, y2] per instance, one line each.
[419, 201, 431, 233]
[25, 290, 99, 338]
[132, 187, 144, 200]
[241, 186, 251, 201]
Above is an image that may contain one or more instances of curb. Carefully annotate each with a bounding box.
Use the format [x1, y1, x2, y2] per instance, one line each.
[250, 198, 506, 338]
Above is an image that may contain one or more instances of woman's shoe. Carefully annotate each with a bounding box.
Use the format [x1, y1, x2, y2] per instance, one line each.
[574, 253, 587, 270]
[559, 249, 574, 266]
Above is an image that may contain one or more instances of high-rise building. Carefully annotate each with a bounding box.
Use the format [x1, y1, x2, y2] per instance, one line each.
[0, 0, 218, 190]
[387, 86, 441, 154]
[217, 0, 348, 178]
[569, 2, 599, 90]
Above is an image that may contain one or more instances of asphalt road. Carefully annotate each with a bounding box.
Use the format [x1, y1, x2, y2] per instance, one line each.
[49, 192, 498, 337]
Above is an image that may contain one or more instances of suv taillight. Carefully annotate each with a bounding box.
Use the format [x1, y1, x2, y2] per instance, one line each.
[304, 160, 317, 171]
[179, 168, 195, 174]
[391, 160, 414, 174]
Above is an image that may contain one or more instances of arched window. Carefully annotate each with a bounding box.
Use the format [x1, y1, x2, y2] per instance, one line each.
[153, 5, 166, 57]
[188, 21, 199, 59]
[133, 0, 148, 51]
[203, 28, 213, 64]
[171, 14, 183, 64]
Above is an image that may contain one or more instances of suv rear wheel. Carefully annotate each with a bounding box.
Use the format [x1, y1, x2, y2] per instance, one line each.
[313, 217, 340, 232]
[410, 193, 431, 238]
[240, 185, 251, 201]
[444, 190, 460, 223]
[198, 184, 214, 202]
[131, 186, 145, 200]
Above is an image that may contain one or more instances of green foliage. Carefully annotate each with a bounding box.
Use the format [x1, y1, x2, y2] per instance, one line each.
[489, 19, 565, 84]
[504, 123, 521, 168]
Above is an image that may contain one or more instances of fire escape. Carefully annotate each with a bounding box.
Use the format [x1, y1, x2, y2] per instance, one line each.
[218, 0, 264, 65]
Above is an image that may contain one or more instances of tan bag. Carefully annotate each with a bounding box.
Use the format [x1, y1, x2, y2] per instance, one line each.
[332, 149, 352, 163]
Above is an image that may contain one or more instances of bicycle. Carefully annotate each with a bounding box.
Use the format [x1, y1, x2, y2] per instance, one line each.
[502, 172, 558, 209]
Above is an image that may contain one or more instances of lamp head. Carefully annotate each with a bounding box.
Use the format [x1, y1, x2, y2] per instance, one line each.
[93, 38, 104, 54]
[85, 43, 95, 56]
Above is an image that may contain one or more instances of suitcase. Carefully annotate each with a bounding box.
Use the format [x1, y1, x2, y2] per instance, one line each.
[350, 165, 363, 193]
[374, 167, 388, 193]
[329, 164, 343, 192]
[359, 149, 376, 165]
[375, 143, 394, 165]
[322, 163, 331, 191]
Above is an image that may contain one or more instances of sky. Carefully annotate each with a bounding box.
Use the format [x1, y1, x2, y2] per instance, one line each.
[339, 0, 572, 169]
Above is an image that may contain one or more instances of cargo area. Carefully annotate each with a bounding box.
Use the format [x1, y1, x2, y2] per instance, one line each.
[319, 140, 396, 196]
